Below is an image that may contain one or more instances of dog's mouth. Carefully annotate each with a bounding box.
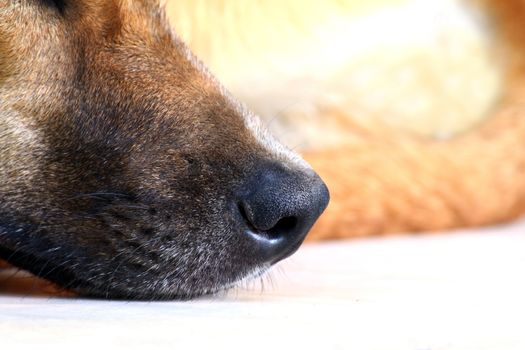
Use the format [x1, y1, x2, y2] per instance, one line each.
[0, 246, 94, 297]
[0, 227, 269, 300]
[0, 190, 326, 300]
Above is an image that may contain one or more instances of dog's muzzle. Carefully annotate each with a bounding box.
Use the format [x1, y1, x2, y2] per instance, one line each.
[236, 164, 329, 265]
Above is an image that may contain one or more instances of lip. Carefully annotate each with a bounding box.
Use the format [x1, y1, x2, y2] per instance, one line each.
[272, 236, 305, 263]
[243, 227, 306, 265]
[244, 228, 285, 245]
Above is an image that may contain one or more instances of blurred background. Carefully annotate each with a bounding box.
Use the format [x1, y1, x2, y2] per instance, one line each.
[164, 0, 525, 240]
[167, 0, 501, 145]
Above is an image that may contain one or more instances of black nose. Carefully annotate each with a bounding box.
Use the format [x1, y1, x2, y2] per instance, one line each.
[238, 164, 329, 264]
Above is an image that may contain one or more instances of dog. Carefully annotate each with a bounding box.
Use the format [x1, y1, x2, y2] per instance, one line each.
[0, 0, 329, 299]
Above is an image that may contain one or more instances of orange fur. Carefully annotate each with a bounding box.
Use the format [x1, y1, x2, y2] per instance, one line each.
[306, 0, 525, 239]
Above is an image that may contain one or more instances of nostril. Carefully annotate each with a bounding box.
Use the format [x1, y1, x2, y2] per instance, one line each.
[237, 201, 251, 225]
[237, 201, 260, 234]
[259, 216, 299, 241]
[269, 216, 297, 237]
[237, 201, 298, 240]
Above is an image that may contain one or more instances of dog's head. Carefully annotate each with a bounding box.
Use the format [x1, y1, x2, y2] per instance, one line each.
[0, 0, 328, 299]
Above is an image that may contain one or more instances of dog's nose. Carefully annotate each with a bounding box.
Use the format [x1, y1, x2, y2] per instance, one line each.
[238, 164, 329, 264]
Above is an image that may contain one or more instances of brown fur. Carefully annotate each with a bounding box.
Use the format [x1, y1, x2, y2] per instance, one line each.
[0, 0, 326, 299]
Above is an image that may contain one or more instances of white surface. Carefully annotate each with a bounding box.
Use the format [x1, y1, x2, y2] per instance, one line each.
[1, 220, 525, 349]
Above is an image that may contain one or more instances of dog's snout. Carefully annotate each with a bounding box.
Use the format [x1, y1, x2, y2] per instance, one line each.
[238, 165, 329, 264]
